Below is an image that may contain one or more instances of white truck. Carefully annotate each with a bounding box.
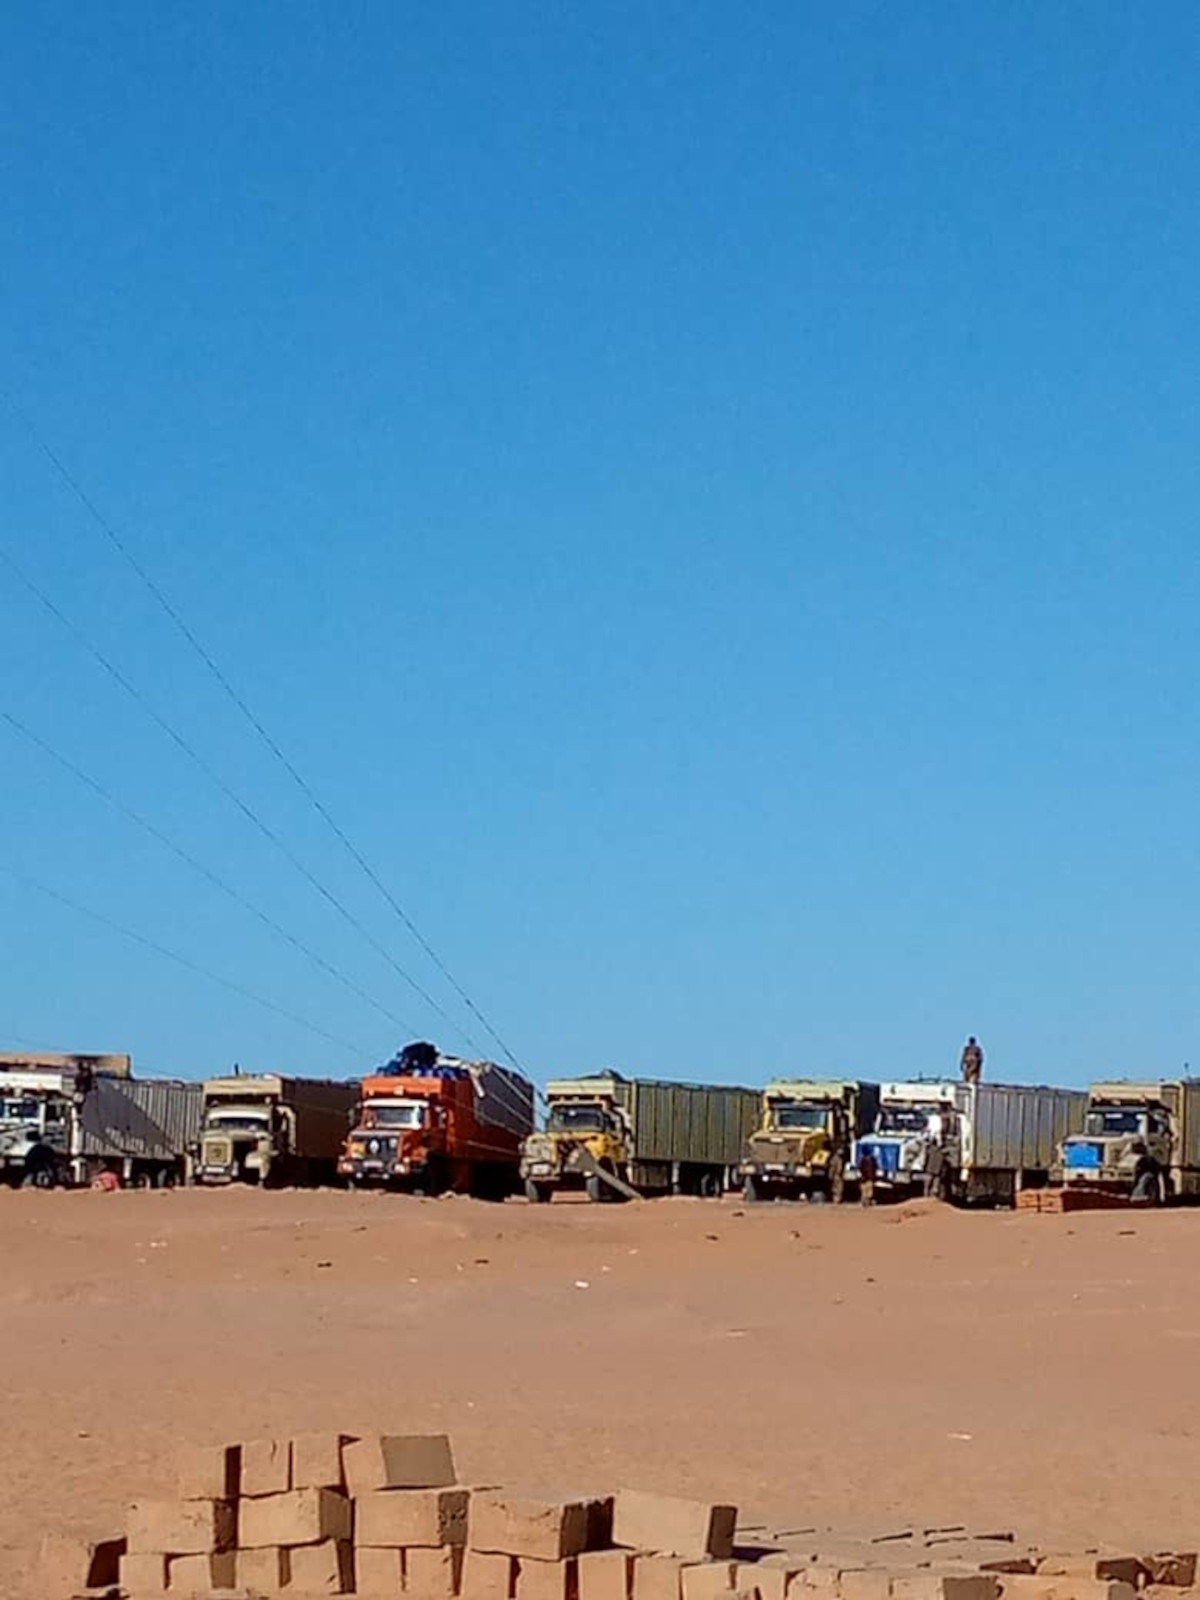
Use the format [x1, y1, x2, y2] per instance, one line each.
[1059, 1079, 1200, 1204]
[854, 1079, 1087, 1206]
[197, 1073, 359, 1187]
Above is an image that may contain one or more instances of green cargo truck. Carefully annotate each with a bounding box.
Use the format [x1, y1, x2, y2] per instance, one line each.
[520, 1072, 761, 1201]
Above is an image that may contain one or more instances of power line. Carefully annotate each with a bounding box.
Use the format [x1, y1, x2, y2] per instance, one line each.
[0, 540, 483, 1056]
[0, 862, 367, 1059]
[1, 707, 417, 1039]
[2, 390, 528, 1075]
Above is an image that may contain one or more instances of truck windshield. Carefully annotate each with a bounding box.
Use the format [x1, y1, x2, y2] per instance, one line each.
[364, 1103, 424, 1129]
[207, 1112, 271, 1132]
[771, 1105, 827, 1130]
[878, 1107, 935, 1134]
[1, 1098, 42, 1121]
[1085, 1108, 1146, 1136]
[548, 1105, 608, 1133]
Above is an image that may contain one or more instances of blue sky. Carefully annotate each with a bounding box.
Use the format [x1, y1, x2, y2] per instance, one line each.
[3, 3, 1198, 1088]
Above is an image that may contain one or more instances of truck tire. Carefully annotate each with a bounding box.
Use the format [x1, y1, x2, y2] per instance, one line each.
[585, 1174, 605, 1203]
[744, 1174, 764, 1204]
[525, 1180, 553, 1205]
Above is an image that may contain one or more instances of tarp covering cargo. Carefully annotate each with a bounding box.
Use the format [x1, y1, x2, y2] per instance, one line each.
[374, 1046, 534, 1139]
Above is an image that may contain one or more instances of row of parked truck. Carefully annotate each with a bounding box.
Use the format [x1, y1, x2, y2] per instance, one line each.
[3, 1047, 1199, 1208]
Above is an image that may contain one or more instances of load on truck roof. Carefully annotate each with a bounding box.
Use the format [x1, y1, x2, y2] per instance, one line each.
[362, 1042, 535, 1139]
[765, 1079, 865, 1101]
[0, 1051, 132, 1080]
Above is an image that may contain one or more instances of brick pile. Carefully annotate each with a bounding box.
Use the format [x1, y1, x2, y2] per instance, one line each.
[30, 1434, 1200, 1600]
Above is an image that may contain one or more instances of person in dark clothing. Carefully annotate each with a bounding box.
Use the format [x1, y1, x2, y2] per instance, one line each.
[1130, 1141, 1161, 1205]
[859, 1149, 879, 1207]
[960, 1036, 984, 1084]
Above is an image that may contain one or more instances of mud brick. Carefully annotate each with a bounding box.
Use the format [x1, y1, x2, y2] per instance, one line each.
[615, 1495, 737, 1563]
[239, 1488, 351, 1549]
[406, 1545, 464, 1598]
[1000, 1580, 1137, 1600]
[1143, 1556, 1198, 1588]
[580, 1551, 634, 1600]
[681, 1563, 736, 1600]
[736, 1564, 790, 1600]
[344, 1435, 456, 1496]
[177, 1444, 242, 1503]
[288, 1538, 354, 1594]
[891, 1579, 1000, 1600]
[357, 1488, 470, 1548]
[168, 1551, 238, 1593]
[353, 1546, 403, 1597]
[635, 1557, 685, 1600]
[462, 1550, 517, 1600]
[237, 1546, 291, 1591]
[38, 1532, 127, 1590]
[122, 1551, 169, 1594]
[471, 1496, 593, 1562]
[290, 1431, 358, 1492]
[517, 1556, 580, 1600]
[128, 1500, 236, 1556]
[838, 1572, 893, 1600]
[1038, 1560, 1145, 1588]
[241, 1438, 292, 1497]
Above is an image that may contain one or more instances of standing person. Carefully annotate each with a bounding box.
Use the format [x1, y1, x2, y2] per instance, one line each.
[859, 1148, 879, 1207]
[960, 1036, 984, 1084]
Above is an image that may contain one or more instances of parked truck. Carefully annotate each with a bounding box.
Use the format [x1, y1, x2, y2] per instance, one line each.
[856, 1079, 1087, 1205]
[339, 1041, 535, 1198]
[196, 1073, 358, 1187]
[741, 1079, 880, 1203]
[1058, 1079, 1200, 1204]
[520, 1072, 760, 1201]
[0, 1060, 201, 1187]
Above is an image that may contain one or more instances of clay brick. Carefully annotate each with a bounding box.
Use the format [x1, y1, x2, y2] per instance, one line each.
[344, 1435, 456, 1496]
[615, 1495, 737, 1563]
[999, 1580, 1137, 1600]
[39, 1532, 127, 1590]
[240, 1438, 292, 1497]
[239, 1488, 351, 1549]
[635, 1557, 685, 1600]
[838, 1573, 892, 1600]
[127, 1500, 236, 1556]
[891, 1579, 1000, 1600]
[580, 1551, 634, 1600]
[736, 1564, 790, 1600]
[357, 1488, 470, 1548]
[177, 1444, 241, 1503]
[462, 1549, 517, 1600]
[406, 1545, 464, 1598]
[236, 1546, 291, 1591]
[292, 1431, 359, 1491]
[682, 1564, 736, 1600]
[122, 1551, 169, 1595]
[471, 1496, 593, 1561]
[1038, 1560, 1146, 1588]
[354, 1546, 403, 1597]
[288, 1538, 355, 1594]
[168, 1551, 238, 1593]
[517, 1556, 580, 1600]
[1143, 1557, 1199, 1589]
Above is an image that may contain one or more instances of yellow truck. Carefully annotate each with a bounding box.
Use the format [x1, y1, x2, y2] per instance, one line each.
[741, 1079, 881, 1203]
[520, 1071, 760, 1201]
[1059, 1079, 1200, 1204]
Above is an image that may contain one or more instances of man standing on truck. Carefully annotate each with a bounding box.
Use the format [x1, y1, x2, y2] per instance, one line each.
[960, 1036, 984, 1084]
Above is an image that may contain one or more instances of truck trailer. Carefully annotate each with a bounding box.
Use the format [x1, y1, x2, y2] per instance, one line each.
[197, 1074, 359, 1187]
[1059, 1079, 1200, 1204]
[856, 1080, 1087, 1205]
[0, 1062, 201, 1188]
[339, 1041, 535, 1198]
[741, 1079, 880, 1203]
[521, 1072, 760, 1201]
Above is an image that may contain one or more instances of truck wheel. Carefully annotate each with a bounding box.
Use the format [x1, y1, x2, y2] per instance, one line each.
[524, 1180, 553, 1204]
[744, 1175, 764, 1204]
[585, 1174, 606, 1203]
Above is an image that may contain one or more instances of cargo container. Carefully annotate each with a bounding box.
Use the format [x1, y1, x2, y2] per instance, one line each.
[0, 1063, 201, 1187]
[1059, 1079, 1200, 1203]
[197, 1074, 359, 1187]
[856, 1080, 1087, 1205]
[742, 1079, 881, 1203]
[339, 1041, 536, 1198]
[520, 1072, 761, 1201]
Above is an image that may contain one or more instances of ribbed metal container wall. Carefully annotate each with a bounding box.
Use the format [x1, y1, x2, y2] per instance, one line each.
[627, 1079, 761, 1166]
[969, 1084, 1087, 1171]
[474, 1062, 536, 1138]
[81, 1077, 204, 1162]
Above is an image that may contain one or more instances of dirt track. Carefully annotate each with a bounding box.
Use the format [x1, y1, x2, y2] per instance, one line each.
[1, 1188, 1193, 1581]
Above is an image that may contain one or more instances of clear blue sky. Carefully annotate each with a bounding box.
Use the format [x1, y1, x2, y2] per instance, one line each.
[3, 3, 1198, 1088]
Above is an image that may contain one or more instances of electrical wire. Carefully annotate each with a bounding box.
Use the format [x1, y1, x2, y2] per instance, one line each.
[1, 707, 417, 1038]
[0, 862, 367, 1060]
[2, 389, 529, 1076]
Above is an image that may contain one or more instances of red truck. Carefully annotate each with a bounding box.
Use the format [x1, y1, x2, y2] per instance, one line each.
[338, 1041, 535, 1199]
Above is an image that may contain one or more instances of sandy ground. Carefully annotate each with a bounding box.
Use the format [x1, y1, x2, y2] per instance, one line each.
[1, 1188, 1195, 1581]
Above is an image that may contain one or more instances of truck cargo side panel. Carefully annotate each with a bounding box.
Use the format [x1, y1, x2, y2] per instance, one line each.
[969, 1086, 1086, 1172]
[630, 1080, 759, 1167]
[81, 1078, 204, 1162]
[1182, 1083, 1200, 1172]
